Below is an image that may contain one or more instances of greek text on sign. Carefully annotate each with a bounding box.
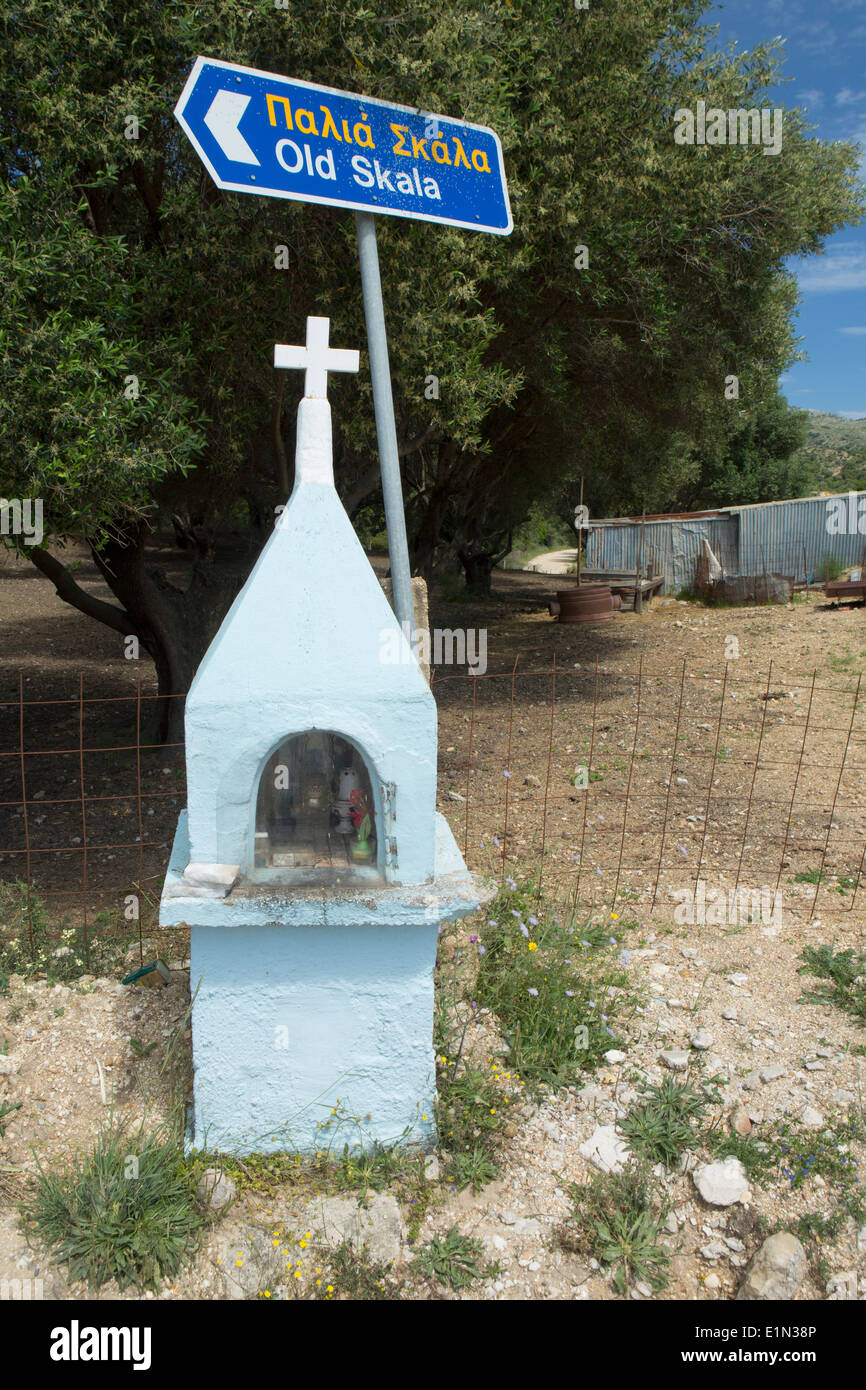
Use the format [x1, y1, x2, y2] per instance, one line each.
[175, 57, 512, 235]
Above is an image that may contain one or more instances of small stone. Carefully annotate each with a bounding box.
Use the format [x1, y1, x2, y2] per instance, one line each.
[664, 1213, 679, 1235]
[826, 1271, 858, 1300]
[690, 1029, 713, 1051]
[603, 1050, 626, 1064]
[423, 1155, 440, 1182]
[803, 1060, 825, 1072]
[727, 974, 749, 988]
[731, 1106, 752, 1137]
[579, 1124, 631, 1175]
[0, 1057, 21, 1076]
[742, 1070, 763, 1092]
[833, 1089, 856, 1109]
[704, 1273, 721, 1290]
[635, 1280, 653, 1297]
[196, 1168, 237, 1212]
[512, 1217, 542, 1237]
[759, 1066, 786, 1084]
[700, 1241, 729, 1260]
[660, 1050, 690, 1072]
[524, 775, 542, 788]
[681, 948, 699, 959]
[736, 1234, 807, 1301]
[541, 1120, 560, 1141]
[722, 1008, 738, 1021]
[694, 1158, 750, 1207]
[799, 1105, 824, 1129]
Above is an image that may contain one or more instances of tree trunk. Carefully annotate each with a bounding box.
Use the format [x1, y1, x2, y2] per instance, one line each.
[458, 551, 495, 597]
[29, 526, 242, 747]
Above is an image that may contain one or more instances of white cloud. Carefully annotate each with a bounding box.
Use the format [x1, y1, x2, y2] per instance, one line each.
[794, 243, 866, 292]
[840, 326, 866, 335]
[796, 89, 824, 110]
[836, 88, 866, 107]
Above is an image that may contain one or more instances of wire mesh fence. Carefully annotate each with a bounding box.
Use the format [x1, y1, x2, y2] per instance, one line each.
[1, 656, 865, 970]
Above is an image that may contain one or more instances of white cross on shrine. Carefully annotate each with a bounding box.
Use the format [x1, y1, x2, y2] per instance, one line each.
[273, 316, 360, 399]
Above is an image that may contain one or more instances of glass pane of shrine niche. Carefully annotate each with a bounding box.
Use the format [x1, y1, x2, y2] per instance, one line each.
[254, 732, 380, 881]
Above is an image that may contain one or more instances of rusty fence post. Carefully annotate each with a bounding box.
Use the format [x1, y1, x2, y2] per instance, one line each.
[651, 659, 687, 913]
[536, 654, 557, 899]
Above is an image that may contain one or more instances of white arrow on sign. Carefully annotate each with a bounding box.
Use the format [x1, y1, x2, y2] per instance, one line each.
[203, 90, 260, 166]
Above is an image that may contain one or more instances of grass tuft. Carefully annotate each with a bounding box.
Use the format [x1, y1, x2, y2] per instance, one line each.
[20, 1122, 208, 1292]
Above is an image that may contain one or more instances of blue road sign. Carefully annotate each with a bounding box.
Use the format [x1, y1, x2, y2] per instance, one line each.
[175, 56, 512, 235]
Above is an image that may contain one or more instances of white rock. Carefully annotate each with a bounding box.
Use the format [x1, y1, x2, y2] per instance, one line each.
[660, 1050, 690, 1072]
[693, 1157, 750, 1207]
[700, 1241, 729, 1261]
[736, 1234, 807, 1301]
[799, 1105, 824, 1129]
[759, 1066, 786, 1083]
[579, 1124, 632, 1175]
[196, 1167, 237, 1212]
[722, 1007, 738, 1021]
[301, 1193, 405, 1266]
[423, 1155, 440, 1182]
[512, 1217, 543, 1237]
[0, 1057, 21, 1076]
[603, 1050, 626, 1064]
[182, 861, 239, 887]
[690, 1029, 713, 1050]
[826, 1271, 858, 1300]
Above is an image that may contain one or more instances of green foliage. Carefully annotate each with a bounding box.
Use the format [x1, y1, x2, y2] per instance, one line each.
[472, 883, 631, 1088]
[797, 944, 866, 1025]
[0, 1098, 23, 1137]
[2, 0, 863, 605]
[677, 394, 813, 511]
[560, 1161, 671, 1295]
[620, 1074, 714, 1166]
[435, 1061, 504, 1190]
[0, 879, 129, 984]
[708, 1130, 779, 1184]
[319, 1242, 392, 1300]
[412, 1225, 495, 1291]
[21, 1124, 208, 1291]
[509, 503, 575, 564]
[791, 412, 866, 494]
[821, 555, 847, 582]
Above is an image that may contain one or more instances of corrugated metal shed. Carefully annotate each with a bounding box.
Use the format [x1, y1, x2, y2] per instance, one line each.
[586, 491, 866, 593]
[588, 513, 737, 593]
[733, 494, 866, 582]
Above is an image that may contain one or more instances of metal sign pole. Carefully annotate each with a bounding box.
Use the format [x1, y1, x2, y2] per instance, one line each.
[355, 210, 415, 636]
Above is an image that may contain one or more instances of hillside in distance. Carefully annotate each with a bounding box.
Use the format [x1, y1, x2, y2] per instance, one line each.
[792, 411, 866, 493]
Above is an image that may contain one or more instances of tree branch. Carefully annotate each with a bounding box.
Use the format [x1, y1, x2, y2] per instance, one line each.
[26, 547, 133, 637]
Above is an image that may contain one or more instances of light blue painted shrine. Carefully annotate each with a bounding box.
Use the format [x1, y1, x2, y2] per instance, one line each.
[159, 317, 486, 1154]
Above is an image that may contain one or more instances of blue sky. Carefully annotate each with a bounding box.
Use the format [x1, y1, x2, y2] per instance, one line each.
[709, 0, 866, 418]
